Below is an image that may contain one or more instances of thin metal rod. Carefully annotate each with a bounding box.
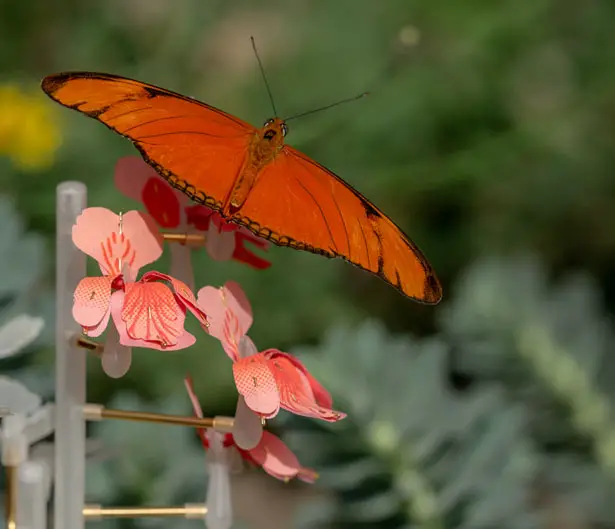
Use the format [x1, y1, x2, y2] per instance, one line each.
[162, 232, 206, 246]
[83, 504, 207, 519]
[101, 408, 216, 427]
[5, 465, 17, 529]
[83, 404, 235, 431]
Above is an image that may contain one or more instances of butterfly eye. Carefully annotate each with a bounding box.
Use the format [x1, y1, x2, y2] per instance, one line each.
[263, 118, 274, 127]
[281, 123, 288, 137]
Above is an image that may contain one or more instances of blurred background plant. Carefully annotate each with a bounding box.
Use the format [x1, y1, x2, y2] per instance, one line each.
[1, 0, 615, 527]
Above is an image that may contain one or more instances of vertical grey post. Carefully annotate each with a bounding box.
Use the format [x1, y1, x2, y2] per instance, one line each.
[54, 182, 87, 529]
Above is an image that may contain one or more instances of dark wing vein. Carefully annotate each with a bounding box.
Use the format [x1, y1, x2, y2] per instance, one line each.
[356, 217, 371, 269]
[292, 175, 338, 253]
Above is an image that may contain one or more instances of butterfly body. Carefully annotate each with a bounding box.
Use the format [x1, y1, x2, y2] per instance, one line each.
[228, 118, 286, 213]
[41, 71, 442, 303]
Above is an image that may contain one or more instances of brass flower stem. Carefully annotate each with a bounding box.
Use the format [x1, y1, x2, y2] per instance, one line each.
[83, 404, 234, 431]
[83, 504, 207, 519]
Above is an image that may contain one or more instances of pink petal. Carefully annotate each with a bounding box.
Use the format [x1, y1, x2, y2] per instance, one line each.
[72, 208, 163, 277]
[232, 396, 263, 451]
[114, 156, 154, 202]
[238, 336, 258, 359]
[113, 290, 196, 351]
[271, 351, 334, 409]
[73, 275, 114, 331]
[263, 350, 346, 422]
[122, 281, 184, 347]
[197, 281, 252, 361]
[120, 210, 164, 273]
[72, 208, 123, 266]
[115, 156, 192, 226]
[205, 225, 236, 262]
[141, 271, 208, 327]
[83, 309, 112, 338]
[249, 431, 302, 481]
[233, 353, 280, 418]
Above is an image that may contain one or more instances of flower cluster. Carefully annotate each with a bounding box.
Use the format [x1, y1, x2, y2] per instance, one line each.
[185, 377, 317, 483]
[72, 156, 345, 482]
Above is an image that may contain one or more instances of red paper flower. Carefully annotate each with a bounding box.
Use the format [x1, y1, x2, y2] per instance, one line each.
[72, 207, 207, 351]
[197, 281, 346, 423]
[185, 376, 318, 483]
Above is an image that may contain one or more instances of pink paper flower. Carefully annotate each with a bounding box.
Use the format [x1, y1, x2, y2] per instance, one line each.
[197, 281, 346, 423]
[114, 156, 271, 279]
[72, 207, 207, 352]
[185, 377, 318, 483]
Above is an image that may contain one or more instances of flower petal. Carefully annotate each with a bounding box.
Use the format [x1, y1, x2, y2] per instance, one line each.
[114, 156, 155, 202]
[113, 289, 196, 351]
[206, 225, 236, 262]
[120, 210, 164, 273]
[141, 271, 208, 326]
[238, 336, 258, 359]
[264, 350, 346, 422]
[232, 396, 263, 451]
[122, 281, 184, 347]
[141, 177, 182, 228]
[72, 208, 163, 277]
[232, 353, 279, 418]
[197, 281, 252, 361]
[72, 208, 122, 265]
[273, 351, 334, 409]
[232, 232, 271, 270]
[73, 275, 113, 330]
[249, 431, 302, 481]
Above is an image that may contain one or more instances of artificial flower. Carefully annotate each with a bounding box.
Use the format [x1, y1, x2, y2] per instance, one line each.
[185, 376, 317, 483]
[197, 281, 346, 423]
[72, 207, 207, 352]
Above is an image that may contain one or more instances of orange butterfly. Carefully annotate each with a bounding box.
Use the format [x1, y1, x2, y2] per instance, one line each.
[41, 71, 442, 304]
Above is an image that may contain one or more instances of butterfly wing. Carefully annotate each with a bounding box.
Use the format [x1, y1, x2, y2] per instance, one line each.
[41, 72, 255, 210]
[231, 146, 442, 303]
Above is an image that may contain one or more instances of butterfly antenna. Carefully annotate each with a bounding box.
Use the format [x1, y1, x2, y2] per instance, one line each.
[284, 91, 369, 122]
[251, 36, 278, 117]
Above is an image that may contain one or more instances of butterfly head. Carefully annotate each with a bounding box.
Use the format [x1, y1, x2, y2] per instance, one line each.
[261, 118, 288, 142]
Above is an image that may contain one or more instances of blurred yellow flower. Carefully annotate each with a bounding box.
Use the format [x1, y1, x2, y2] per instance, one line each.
[0, 83, 62, 171]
